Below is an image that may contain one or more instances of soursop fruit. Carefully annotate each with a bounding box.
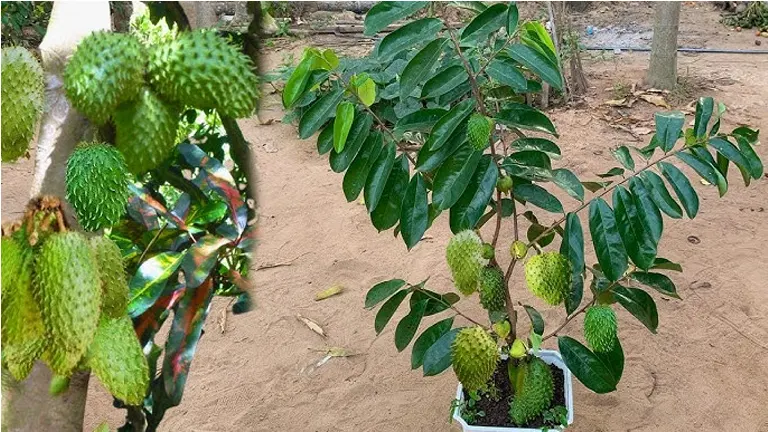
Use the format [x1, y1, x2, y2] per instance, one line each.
[147, 29, 258, 118]
[114, 87, 180, 174]
[35, 232, 102, 376]
[524, 252, 572, 305]
[446, 230, 489, 295]
[1, 47, 44, 162]
[86, 316, 150, 405]
[49, 374, 70, 396]
[90, 236, 129, 318]
[66, 143, 130, 231]
[451, 326, 499, 392]
[63, 31, 144, 124]
[478, 266, 506, 313]
[496, 175, 513, 193]
[510, 356, 555, 425]
[584, 305, 618, 353]
[467, 113, 493, 151]
[510, 240, 527, 259]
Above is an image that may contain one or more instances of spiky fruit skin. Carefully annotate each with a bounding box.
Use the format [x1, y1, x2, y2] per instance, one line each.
[497, 176, 513, 193]
[524, 252, 572, 306]
[511, 240, 528, 259]
[467, 113, 493, 151]
[478, 266, 506, 313]
[86, 316, 150, 405]
[451, 327, 499, 393]
[65, 143, 130, 231]
[35, 232, 102, 376]
[481, 243, 495, 260]
[1, 47, 44, 162]
[148, 30, 258, 118]
[49, 375, 71, 396]
[584, 305, 618, 353]
[446, 230, 489, 295]
[63, 31, 144, 124]
[510, 357, 554, 425]
[115, 88, 180, 174]
[90, 236, 129, 318]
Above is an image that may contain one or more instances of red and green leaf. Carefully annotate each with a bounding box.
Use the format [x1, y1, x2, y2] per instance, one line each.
[127, 251, 186, 317]
[180, 235, 231, 288]
[129, 184, 189, 230]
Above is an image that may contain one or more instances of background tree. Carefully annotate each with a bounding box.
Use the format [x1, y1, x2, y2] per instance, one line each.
[647, 2, 682, 89]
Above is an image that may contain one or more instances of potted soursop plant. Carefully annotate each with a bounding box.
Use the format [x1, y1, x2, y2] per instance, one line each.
[275, 1, 764, 430]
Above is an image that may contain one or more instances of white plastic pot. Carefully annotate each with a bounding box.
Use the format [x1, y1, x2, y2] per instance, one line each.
[452, 350, 574, 432]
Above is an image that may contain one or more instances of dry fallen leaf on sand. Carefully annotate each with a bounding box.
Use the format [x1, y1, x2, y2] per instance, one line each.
[315, 284, 344, 301]
[639, 94, 671, 109]
[631, 126, 653, 135]
[296, 314, 327, 338]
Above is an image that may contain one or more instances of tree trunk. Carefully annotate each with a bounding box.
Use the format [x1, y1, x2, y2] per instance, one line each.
[2, 3, 111, 431]
[646, 2, 681, 90]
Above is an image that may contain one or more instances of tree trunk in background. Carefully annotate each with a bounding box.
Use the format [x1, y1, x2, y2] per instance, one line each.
[2, 2, 111, 431]
[647, 2, 681, 90]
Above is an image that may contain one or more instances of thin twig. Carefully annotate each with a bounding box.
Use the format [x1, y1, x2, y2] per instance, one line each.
[541, 298, 595, 341]
[413, 286, 489, 330]
[447, 29, 486, 114]
[138, 221, 169, 264]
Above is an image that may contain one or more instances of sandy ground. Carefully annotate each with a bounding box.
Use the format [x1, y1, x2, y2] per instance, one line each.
[2, 3, 767, 432]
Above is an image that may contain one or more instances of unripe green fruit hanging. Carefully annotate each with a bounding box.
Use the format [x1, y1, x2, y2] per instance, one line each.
[524, 252, 572, 305]
[510, 240, 527, 259]
[497, 176, 513, 193]
[1, 47, 44, 162]
[446, 230, 489, 295]
[63, 31, 144, 124]
[451, 326, 499, 393]
[478, 266, 506, 313]
[467, 113, 493, 151]
[66, 143, 130, 232]
[49, 375, 71, 396]
[510, 357, 554, 425]
[148, 29, 259, 118]
[584, 305, 618, 353]
[481, 243, 495, 260]
[90, 236, 130, 318]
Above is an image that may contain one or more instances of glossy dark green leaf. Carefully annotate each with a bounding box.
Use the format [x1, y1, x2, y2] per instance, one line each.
[731, 126, 759, 144]
[375, 290, 409, 334]
[400, 174, 429, 249]
[282, 54, 314, 108]
[709, 137, 750, 172]
[316, 122, 334, 155]
[343, 132, 384, 202]
[486, 58, 527, 92]
[654, 111, 685, 152]
[333, 102, 355, 153]
[560, 213, 585, 314]
[612, 286, 658, 333]
[507, 150, 551, 170]
[329, 113, 373, 173]
[551, 168, 584, 202]
[733, 135, 763, 179]
[421, 65, 469, 99]
[372, 155, 410, 230]
[496, 102, 558, 136]
[411, 317, 454, 369]
[449, 155, 499, 233]
[377, 18, 443, 61]
[596, 167, 624, 178]
[675, 151, 727, 197]
[658, 161, 699, 219]
[612, 186, 657, 270]
[628, 178, 663, 244]
[523, 305, 545, 335]
[612, 146, 635, 171]
[509, 137, 561, 158]
[513, 183, 563, 213]
[558, 336, 618, 393]
[501, 161, 551, 182]
[426, 99, 476, 151]
[527, 223, 555, 247]
[433, 146, 482, 210]
[461, 3, 507, 42]
[298, 87, 344, 139]
[400, 38, 447, 100]
[417, 126, 468, 173]
[396, 108, 448, 135]
[507, 2, 519, 34]
[693, 97, 714, 139]
[582, 181, 610, 193]
[436, 80, 473, 106]
[651, 257, 683, 272]
[128, 252, 185, 317]
[594, 336, 624, 384]
[364, 1, 429, 36]
[366, 279, 407, 309]
[640, 171, 683, 219]
[365, 142, 396, 213]
[423, 328, 461, 376]
[507, 43, 562, 90]
[629, 271, 679, 299]
[395, 300, 428, 351]
[588, 198, 628, 282]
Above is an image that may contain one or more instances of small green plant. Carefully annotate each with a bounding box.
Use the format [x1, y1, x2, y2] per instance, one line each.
[451, 391, 486, 424]
[540, 405, 568, 431]
[611, 80, 632, 100]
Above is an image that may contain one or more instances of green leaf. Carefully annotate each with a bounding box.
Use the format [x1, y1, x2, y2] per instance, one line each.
[509, 137, 561, 158]
[520, 22, 557, 65]
[366, 279, 407, 309]
[128, 252, 185, 317]
[400, 38, 448, 100]
[364, 1, 429, 36]
[513, 183, 563, 213]
[423, 328, 461, 376]
[523, 305, 545, 335]
[421, 65, 469, 99]
[437, 80, 473, 106]
[560, 213, 585, 314]
[329, 113, 373, 173]
[400, 174, 429, 249]
[582, 181, 610, 193]
[495, 103, 558, 136]
[629, 271, 679, 299]
[507, 43, 563, 90]
[731, 126, 759, 144]
[375, 290, 409, 334]
[675, 151, 727, 197]
[282, 54, 314, 108]
[658, 161, 699, 219]
[365, 142, 396, 213]
[708, 137, 750, 172]
[372, 155, 410, 231]
[588, 198, 628, 282]
[733, 135, 763, 179]
[628, 178, 663, 245]
[377, 18, 443, 61]
[486, 58, 527, 92]
[596, 167, 624, 178]
[411, 317, 454, 369]
[298, 87, 344, 139]
[693, 97, 714, 139]
[343, 132, 384, 202]
[397, 108, 448, 135]
[433, 146, 482, 210]
[558, 336, 619, 393]
[507, 2, 519, 34]
[612, 146, 635, 171]
[333, 102, 355, 153]
[461, 3, 508, 42]
[612, 286, 658, 333]
[654, 111, 685, 152]
[426, 99, 476, 151]
[551, 168, 585, 202]
[507, 151, 551, 170]
[651, 257, 683, 272]
[527, 223, 555, 247]
[594, 337, 624, 384]
[612, 186, 657, 270]
[316, 122, 334, 155]
[395, 300, 428, 351]
[357, 77, 377, 107]
[639, 171, 683, 219]
[417, 127, 468, 173]
[449, 155, 498, 233]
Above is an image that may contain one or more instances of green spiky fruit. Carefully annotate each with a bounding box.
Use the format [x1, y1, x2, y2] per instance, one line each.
[35, 232, 102, 376]
[451, 326, 499, 392]
[1, 47, 44, 162]
[148, 29, 258, 118]
[65, 143, 130, 231]
[446, 230, 489, 295]
[584, 305, 618, 353]
[510, 357, 555, 425]
[478, 266, 506, 313]
[481, 243, 495, 260]
[63, 31, 144, 124]
[86, 316, 149, 405]
[49, 375, 71, 396]
[524, 252, 571, 305]
[114, 88, 180, 174]
[511, 240, 528, 259]
[497, 176, 513, 193]
[90, 236, 129, 318]
[467, 113, 493, 151]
